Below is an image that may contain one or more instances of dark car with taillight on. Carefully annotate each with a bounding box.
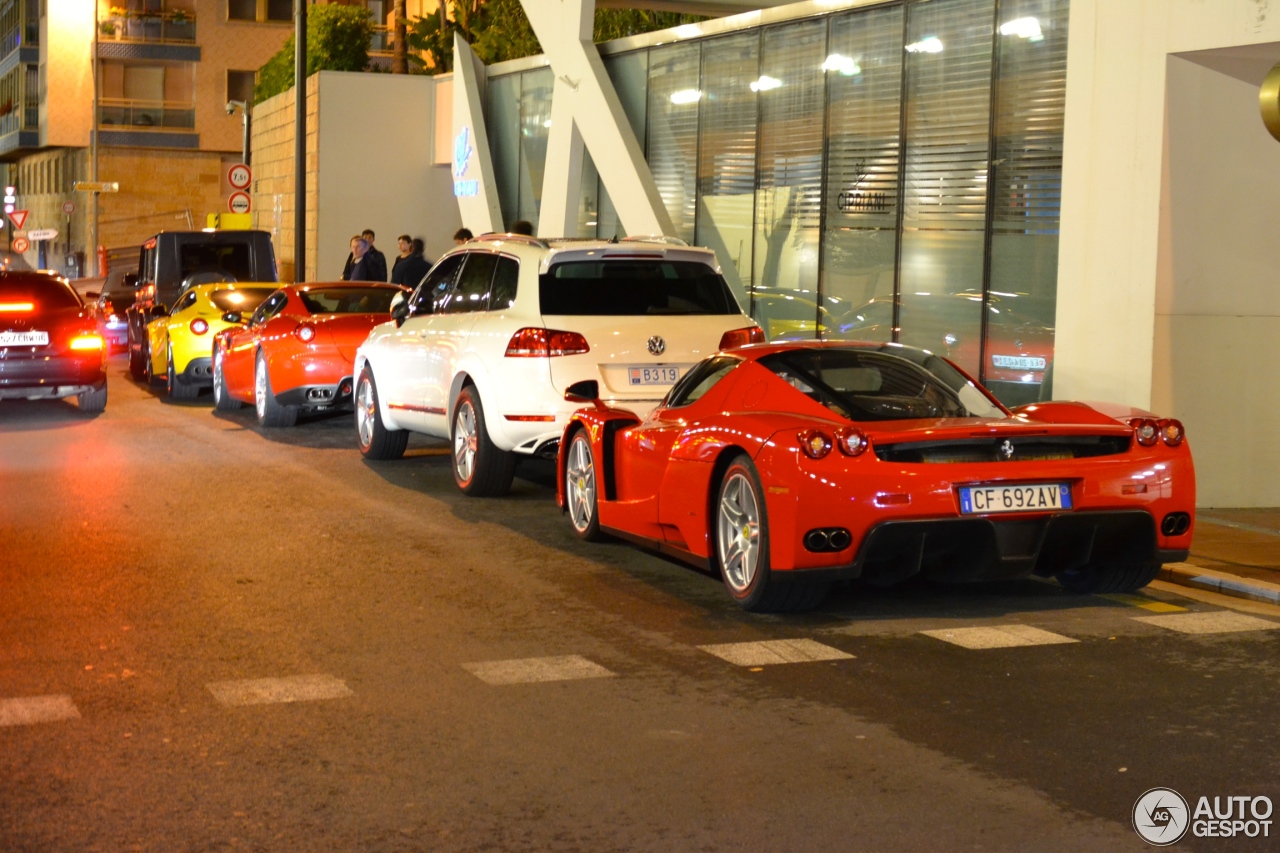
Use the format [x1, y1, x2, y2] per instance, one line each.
[90, 269, 138, 352]
[0, 271, 108, 412]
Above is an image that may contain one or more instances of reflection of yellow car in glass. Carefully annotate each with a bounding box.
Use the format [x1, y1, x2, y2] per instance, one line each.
[751, 287, 853, 341]
[145, 283, 278, 399]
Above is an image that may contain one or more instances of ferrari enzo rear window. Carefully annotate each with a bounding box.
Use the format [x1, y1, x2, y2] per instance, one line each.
[540, 260, 739, 316]
[759, 347, 1007, 422]
[299, 288, 399, 314]
[209, 288, 275, 313]
[0, 276, 81, 310]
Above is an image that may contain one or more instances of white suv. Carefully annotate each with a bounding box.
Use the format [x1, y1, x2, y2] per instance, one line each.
[353, 234, 761, 496]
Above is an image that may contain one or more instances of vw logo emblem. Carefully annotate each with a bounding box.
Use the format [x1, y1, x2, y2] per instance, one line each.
[998, 439, 1015, 460]
[647, 335, 666, 356]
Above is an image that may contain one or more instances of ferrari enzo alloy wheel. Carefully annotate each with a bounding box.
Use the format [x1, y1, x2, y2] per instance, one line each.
[451, 386, 516, 497]
[167, 346, 198, 400]
[212, 348, 242, 411]
[354, 368, 408, 460]
[566, 430, 603, 541]
[715, 454, 828, 613]
[254, 352, 297, 428]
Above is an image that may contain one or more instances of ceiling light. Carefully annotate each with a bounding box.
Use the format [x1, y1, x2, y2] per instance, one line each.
[905, 37, 944, 54]
[1000, 17, 1043, 41]
[669, 89, 702, 105]
[821, 53, 861, 76]
[749, 75, 782, 92]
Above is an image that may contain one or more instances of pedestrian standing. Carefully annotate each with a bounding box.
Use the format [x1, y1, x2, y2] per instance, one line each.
[390, 234, 413, 283]
[453, 228, 473, 245]
[392, 237, 431, 289]
[347, 237, 377, 282]
[362, 229, 388, 282]
[509, 220, 534, 236]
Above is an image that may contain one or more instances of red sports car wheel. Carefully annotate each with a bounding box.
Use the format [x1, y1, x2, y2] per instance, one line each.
[565, 430, 603, 541]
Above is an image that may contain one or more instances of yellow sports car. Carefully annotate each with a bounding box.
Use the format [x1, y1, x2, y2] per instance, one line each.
[145, 282, 278, 399]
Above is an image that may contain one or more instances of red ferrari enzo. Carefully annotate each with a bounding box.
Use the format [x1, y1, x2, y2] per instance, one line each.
[212, 282, 406, 427]
[556, 341, 1194, 612]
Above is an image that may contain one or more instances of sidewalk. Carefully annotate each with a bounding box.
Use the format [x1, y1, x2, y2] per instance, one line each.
[1160, 509, 1280, 605]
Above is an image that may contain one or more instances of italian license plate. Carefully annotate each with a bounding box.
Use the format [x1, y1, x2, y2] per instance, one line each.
[959, 483, 1071, 514]
[0, 331, 49, 347]
[991, 354, 1047, 370]
[628, 366, 680, 386]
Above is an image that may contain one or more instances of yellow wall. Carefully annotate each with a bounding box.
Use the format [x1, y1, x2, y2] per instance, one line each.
[42, 0, 96, 147]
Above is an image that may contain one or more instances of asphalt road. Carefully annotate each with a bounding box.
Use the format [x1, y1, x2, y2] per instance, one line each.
[2, 356, 1278, 851]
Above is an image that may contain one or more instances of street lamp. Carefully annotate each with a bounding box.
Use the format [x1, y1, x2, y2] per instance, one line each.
[226, 100, 252, 167]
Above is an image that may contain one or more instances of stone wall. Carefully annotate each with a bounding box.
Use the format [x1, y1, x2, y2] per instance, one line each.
[249, 74, 319, 283]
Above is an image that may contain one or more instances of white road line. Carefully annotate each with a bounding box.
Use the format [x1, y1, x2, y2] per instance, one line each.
[920, 625, 1079, 650]
[206, 674, 353, 707]
[698, 638, 854, 667]
[462, 655, 615, 685]
[0, 695, 80, 727]
[1132, 611, 1280, 635]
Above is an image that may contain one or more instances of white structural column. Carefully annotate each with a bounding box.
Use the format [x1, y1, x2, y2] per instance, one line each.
[521, 0, 675, 238]
[451, 34, 503, 235]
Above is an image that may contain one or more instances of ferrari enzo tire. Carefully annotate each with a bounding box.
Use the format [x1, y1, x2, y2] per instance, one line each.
[1056, 561, 1161, 594]
[254, 352, 297, 428]
[451, 385, 516, 497]
[167, 347, 199, 400]
[212, 348, 243, 411]
[715, 454, 828, 613]
[565, 429, 604, 541]
[77, 383, 107, 414]
[355, 368, 408, 460]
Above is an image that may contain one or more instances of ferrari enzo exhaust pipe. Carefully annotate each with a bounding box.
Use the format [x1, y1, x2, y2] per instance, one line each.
[803, 528, 851, 553]
[1161, 512, 1191, 536]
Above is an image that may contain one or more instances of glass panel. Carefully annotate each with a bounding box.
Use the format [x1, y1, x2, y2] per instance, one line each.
[696, 31, 758, 307]
[485, 74, 522, 229]
[752, 18, 826, 342]
[897, 0, 994, 375]
[984, 0, 1067, 404]
[446, 252, 499, 314]
[822, 6, 904, 344]
[518, 68, 554, 228]
[578, 152, 600, 237]
[266, 0, 292, 23]
[597, 52, 650, 240]
[646, 42, 701, 243]
[227, 0, 255, 21]
[490, 256, 519, 311]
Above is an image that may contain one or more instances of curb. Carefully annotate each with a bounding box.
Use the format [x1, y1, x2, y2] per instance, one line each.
[1159, 562, 1280, 606]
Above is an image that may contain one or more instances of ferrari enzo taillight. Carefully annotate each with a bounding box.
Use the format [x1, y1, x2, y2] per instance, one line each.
[0, 301, 34, 312]
[295, 323, 317, 343]
[504, 327, 590, 357]
[190, 318, 209, 335]
[69, 333, 104, 351]
[798, 429, 833, 459]
[1159, 419, 1185, 447]
[835, 427, 869, 457]
[718, 326, 765, 350]
[1129, 417, 1159, 447]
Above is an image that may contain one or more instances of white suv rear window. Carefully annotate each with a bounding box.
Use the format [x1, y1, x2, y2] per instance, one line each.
[540, 260, 740, 316]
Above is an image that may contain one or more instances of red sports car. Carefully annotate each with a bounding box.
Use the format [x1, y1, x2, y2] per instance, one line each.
[212, 282, 406, 427]
[556, 341, 1194, 612]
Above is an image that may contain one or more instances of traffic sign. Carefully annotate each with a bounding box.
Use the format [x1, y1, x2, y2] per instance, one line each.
[62, 201, 75, 215]
[228, 191, 251, 214]
[73, 181, 119, 193]
[28, 228, 58, 241]
[12, 236, 29, 253]
[228, 163, 252, 190]
[9, 210, 27, 229]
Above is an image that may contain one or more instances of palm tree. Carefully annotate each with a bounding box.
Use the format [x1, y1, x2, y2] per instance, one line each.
[392, 0, 408, 73]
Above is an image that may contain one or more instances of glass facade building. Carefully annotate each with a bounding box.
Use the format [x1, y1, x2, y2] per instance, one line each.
[483, 0, 1068, 404]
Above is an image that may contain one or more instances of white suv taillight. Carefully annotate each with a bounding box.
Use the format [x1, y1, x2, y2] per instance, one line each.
[504, 327, 590, 357]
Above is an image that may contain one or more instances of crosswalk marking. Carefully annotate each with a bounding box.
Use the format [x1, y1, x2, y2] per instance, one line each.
[698, 639, 854, 667]
[1097, 593, 1187, 613]
[462, 655, 615, 685]
[920, 625, 1079, 650]
[1132, 611, 1280, 635]
[0, 695, 80, 727]
[206, 674, 353, 707]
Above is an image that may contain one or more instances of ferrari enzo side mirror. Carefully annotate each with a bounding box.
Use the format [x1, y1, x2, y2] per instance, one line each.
[391, 300, 410, 327]
[564, 380, 600, 405]
[148, 305, 168, 319]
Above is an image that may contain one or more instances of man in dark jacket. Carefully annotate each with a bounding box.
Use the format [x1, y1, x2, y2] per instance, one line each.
[347, 237, 378, 282]
[391, 236, 431, 289]
[342, 228, 388, 281]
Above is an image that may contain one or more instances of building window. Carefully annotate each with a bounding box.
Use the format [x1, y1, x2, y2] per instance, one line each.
[228, 0, 291, 23]
[227, 70, 255, 104]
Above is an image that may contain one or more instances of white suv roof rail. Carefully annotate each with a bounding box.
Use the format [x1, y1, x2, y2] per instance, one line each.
[474, 232, 549, 248]
[619, 235, 688, 246]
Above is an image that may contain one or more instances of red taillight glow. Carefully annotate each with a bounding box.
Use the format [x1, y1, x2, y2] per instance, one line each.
[295, 323, 317, 343]
[0, 301, 34, 312]
[718, 326, 765, 350]
[190, 318, 209, 335]
[69, 334, 104, 351]
[504, 327, 590, 357]
[835, 427, 869, 457]
[1159, 419, 1185, 447]
[798, 429, 833, 459]
[1129, 417, 1159, 447]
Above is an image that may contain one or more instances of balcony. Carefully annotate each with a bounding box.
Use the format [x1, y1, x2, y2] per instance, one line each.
[99, 3, 195, 45]
[98, 98, 195, 131]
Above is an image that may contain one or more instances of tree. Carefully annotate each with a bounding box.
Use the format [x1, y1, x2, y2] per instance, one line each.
[392, 0, 408, 74]
[255, 4, 377, 103]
